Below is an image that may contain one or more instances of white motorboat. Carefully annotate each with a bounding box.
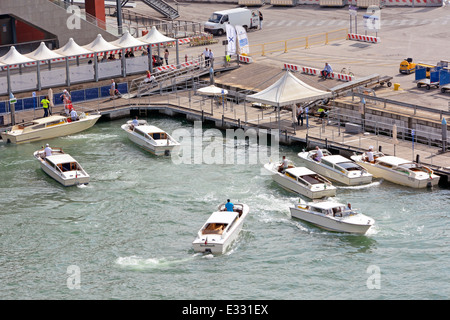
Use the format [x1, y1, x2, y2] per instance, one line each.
[290, 200, 375, 234]
[121, 119, 179, 156]
[33, 147, 90, 186]
[297, 149, 373, 185]
[264, 161, 336, 199]
[192, 203, 249, 254]
[351, 152, 440, 188]
[1, 113, 101, 144]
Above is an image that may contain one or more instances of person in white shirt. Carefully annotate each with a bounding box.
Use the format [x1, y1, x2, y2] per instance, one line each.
[313, 146, 323, 162]
[208, 49, 214, 68]
[70, 109, 78, 121]
[44, 144, 52, 157]
[366, 147, 375, 163]
[202, 47, 209, 67]
[278, 156, 290, 173]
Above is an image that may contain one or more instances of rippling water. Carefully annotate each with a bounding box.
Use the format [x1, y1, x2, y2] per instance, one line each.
[0, 114, 449, 300]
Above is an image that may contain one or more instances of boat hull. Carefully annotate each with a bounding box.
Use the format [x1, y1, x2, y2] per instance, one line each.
[121, 124, 177, 156]
[298, 153, 372, 186]
[353, 158, 439, 188]
[290, 207, 373, 234]
[192, 205, 249, 254]
[264, 163, 336, 199]
[40, 163, 90, 186]
[1, 115, 101, 144]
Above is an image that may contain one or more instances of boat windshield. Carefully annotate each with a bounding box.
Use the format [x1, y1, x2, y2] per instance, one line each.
[208, 13, 222, 23]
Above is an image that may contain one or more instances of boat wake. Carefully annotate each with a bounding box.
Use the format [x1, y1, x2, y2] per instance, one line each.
[115, 255, 193, 270]
[337, 180, 383, 190]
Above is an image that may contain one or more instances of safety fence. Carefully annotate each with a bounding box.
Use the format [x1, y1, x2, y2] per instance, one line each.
[248, 28, 348, 57]
[0, 83, 128, 116]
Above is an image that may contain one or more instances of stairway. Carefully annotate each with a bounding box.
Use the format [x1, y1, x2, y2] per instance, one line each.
[141, 0, 180, 20]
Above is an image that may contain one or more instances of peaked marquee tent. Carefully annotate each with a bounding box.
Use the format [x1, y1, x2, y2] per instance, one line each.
[246, 70, 333, 125]
[246, 70, 332, 107]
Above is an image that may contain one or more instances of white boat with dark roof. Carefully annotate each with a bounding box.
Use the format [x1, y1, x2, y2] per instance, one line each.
[297, 149, 373, 185]
[289, 200, 375, 234]
[33, 147, 90, 186]
[192, 203, 249, 254]
[121, 119, 179, 156]
[264, 160, 336, 199]
[351, 152, 440, 188]
[1, 113, 101, 144]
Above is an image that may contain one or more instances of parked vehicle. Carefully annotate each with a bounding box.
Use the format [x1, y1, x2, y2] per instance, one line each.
[204, 8, 259, 36]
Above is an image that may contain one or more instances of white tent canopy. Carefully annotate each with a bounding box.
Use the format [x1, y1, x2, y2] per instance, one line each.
[54, 38, 93, 58]
[0, 46, 36, 65]
[111, 31, 146, 49]
[246, 70, 332, 107]
[83, 34, 120, 54]
[138, 26, 176, 45]
[25, 42, 64, 61]
[197, 85, 228, 96]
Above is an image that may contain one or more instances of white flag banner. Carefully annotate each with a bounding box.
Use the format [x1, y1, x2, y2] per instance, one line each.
[235, 25, 249, 55]
[226, 24, 236, 55]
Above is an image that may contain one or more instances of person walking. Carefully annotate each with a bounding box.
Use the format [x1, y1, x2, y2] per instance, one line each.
[202, 47, 209, 67]
[208, 49, 214, 68]
[297, 104, 304, 126]
[164, 49, 169, 65]
[41, 96, 50, 118]
[259, 11, 263, 30]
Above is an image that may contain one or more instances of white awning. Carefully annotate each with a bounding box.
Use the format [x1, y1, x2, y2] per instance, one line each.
[0, 46, 36, 66]
[25, 42, 64, 62]
[138, 26, 176, 45]
[54, 38, 94, 58]
[83, 34, 120, 55]
[110, 31, 146, 50]
[197, 85, 228, 96]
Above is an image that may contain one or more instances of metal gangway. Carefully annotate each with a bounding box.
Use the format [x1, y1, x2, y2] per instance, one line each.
[141, 0, 180, 20]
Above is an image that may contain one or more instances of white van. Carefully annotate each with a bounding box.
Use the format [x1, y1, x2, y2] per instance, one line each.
[204, 8, 260, 36]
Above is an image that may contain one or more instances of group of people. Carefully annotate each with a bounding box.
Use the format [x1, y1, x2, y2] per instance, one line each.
[202, 47, 214, 67]
[40, 88, 77, 121]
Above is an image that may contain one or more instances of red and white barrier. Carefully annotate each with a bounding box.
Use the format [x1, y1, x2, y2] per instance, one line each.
[348, 33, 380, 44]
[239, 55, 253, 64]
[302, 66, 320, 76]
[154, 64, 176, 73]
[282, 63, 355, 82]
[283, 63, 300, 72]
[177, 38, 191, 45]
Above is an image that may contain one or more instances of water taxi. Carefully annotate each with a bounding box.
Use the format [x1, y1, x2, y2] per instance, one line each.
[290, 200, 375, 234]
[297, 149, 373, 185]
[264, 161, 336, 199]
[351, 153, 440, 188]
[33, 147, 90, 186]
[121, 119, 179, 156]
[1, 113, 101, 144]
[192, 203, 249, 254]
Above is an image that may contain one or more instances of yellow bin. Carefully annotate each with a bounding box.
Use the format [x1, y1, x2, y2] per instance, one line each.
[393, 83, 400, 91]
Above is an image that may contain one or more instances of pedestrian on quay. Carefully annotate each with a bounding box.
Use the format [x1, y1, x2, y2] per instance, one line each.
[164, 49, 169, 65]
[41, 96, 50, 118]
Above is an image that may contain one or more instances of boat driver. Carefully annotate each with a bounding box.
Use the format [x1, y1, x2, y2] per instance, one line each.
[44, 144, 52, 158]
[365, 147, 375, 163]
[225, 199, 234, 212]
[278, 156, 289, 173]
[313, 146, 323, 162]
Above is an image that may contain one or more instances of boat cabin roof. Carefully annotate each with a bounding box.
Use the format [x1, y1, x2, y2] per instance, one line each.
[135, 125, 167, 136]
[46, 154, 77, 164]
[322, 155, 351, 164]
[377, 156, 412, 166]
[33, 115, 67, 124]
[310, 201, 346, 210]
[285, 167, 316, 177]
[206, 211, 239, 224]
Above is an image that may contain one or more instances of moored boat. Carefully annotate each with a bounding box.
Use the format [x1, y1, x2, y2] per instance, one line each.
[264, 160, 336, 199]
[289, 200, 375, 234]
[297, 149, 373, 185]
[33, 147, 90, 186]
[1, 113, 101, 144]
[192, 203, 249, 254]
[121, 119, 179, 156]
[351, 152, 440, 188]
